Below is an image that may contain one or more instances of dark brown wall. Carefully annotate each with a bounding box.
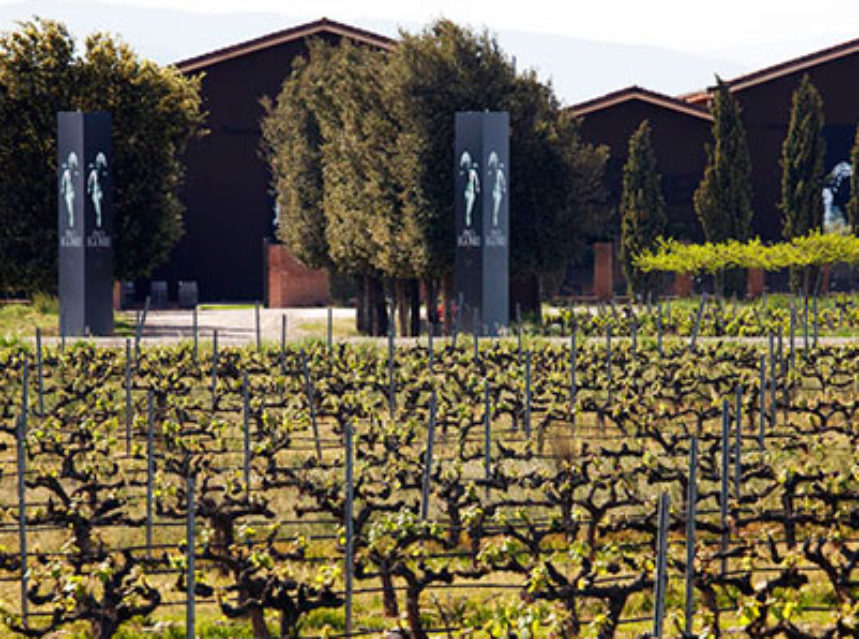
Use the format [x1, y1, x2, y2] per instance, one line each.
[577, 100, 712, 243]
[734, 52, 859, 242]
[154, 34, 341, 301]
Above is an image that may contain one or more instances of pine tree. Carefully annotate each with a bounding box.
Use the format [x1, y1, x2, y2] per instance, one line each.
[779, 74, 826, 293]
[619, 120, 666, 297]
[693, 77, 754, 295]
[845, 125, 859, 233]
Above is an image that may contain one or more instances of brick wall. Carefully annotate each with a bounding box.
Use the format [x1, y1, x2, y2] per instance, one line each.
[593, 242, 614, 300]
[266, 243, 330, 307]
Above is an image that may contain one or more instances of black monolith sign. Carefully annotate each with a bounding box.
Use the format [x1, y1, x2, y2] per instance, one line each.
[58, 112, 113, 336]
[454, 112, 509, 336]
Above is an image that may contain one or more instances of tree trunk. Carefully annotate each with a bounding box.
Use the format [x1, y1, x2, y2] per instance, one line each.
[279, 607, 300, 639]
[396, 279, 408, 337]
[510, 271, 542, 323]
[369, 275, 388, 336]
[424, 277, 439, 335]
[405, 584, 427, 639]
[381, 567, 399, 617]
[91, 616, 119, 639]
[251, 608, 271, 639]
[442, 272, 454, 336]
[408, 278, 420, 337]
[356, 275, 369, 335]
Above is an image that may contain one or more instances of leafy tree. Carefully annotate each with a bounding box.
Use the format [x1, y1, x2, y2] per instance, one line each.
[618, 120, 666, 297]
[693, 77, 753, 295]
[844, 125, 859, 232]
[260, 48, 331, 271]
[779, 74, 826, 293]
[0, 18, 204, 294]
[263, 40, 399, 335]
[386, 19, 608, 320]
[264, 20, 608, 333]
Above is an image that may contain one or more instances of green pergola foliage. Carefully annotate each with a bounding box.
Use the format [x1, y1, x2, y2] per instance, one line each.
[636, 231, 859, 275]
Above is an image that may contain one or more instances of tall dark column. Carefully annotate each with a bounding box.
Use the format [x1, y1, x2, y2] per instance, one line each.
[58, 112, 114, 336]
[454, 111, 509, 335]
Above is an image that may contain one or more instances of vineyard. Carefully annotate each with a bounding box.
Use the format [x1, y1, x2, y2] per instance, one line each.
[1, 329, 859, 638]
[541, 293, 859, 339]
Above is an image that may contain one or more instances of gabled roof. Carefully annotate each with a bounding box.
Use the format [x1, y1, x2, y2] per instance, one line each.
[568, 85, 713, 121]
[176, 17, 395, 73]
[719, 36, 859, 93]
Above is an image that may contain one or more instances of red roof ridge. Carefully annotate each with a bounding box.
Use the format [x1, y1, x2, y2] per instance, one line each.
[568, 85, 713, 121]
[174, 17, 395, 73]
[719, 35, 859, 92]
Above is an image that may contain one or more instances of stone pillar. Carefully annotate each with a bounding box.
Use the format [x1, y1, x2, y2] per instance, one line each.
[746, 268, 765, 298]
[593, 242, 613, 300]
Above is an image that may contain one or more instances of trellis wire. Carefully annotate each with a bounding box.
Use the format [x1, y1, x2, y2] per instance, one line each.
[243, 371, 251, 499]
[301, 349, 323, 462]
[524, 350, 532, 438]
[125, 338, 132, 455]
[684, 436, 698, 638]
[421, 389, 438, 521]
[484, 379, 491, 497]
[720, 398, 729, 576]
[652, 491, 669, 638]
[186, 472, 196, 639]
[735, 385, 742, 499]
[147, 390, 155, 559]
[35, 328, 44, 417]
[16, 410, 28, 626]
[344, 422, 355, 637]
[193, 305, 199, 365]
[690, 291, 706, 353]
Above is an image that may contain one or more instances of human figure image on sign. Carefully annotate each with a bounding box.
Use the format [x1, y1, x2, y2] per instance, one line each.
[460, 150, 480, 227]
[487, 151, 506, 227]
[822, 161, 853, 234]
[87, 152, 108, 229]
[59, 151, 78, 228]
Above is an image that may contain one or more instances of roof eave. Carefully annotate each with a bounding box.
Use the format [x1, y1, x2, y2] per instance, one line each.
[175, 18, 395, 74]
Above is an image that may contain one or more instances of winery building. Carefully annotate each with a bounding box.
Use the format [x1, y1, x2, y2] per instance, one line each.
[571, 37, 859, 294]
[152, 20, 859, 302]
[151, 19, 393, 303]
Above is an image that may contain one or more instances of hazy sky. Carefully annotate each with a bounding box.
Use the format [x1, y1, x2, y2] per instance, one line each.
[1, 0, 858, 102]
[32, 0, 859, 62]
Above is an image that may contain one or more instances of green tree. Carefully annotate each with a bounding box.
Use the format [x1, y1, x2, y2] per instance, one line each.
[263, 40, 403, 334]
[693, 77, 754, 295]
[779, 74, 826, 293]
[619, 120, 666, 297]
[263, 20, 608, 333]
[261, 47, 331, 271]
[0, 18, 204, 293]
[386, 19, 608, 320]
[848, 125, 859, 233]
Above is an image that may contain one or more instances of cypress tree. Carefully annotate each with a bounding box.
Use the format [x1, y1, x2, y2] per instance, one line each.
[779, 74, 826, 293]
[619, 120, 666, 297]
[780, 74, 826, 239]
[845, 125, 859, 233]
[693, 77, 754, 295]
